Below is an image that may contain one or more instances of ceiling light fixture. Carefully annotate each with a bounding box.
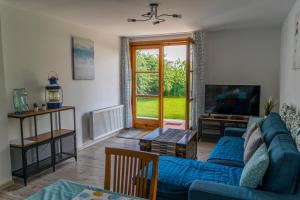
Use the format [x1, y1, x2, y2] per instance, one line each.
[127, 3, 182, 25]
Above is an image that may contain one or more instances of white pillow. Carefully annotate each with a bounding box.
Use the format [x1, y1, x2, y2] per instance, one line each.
[243, 122, 259, 148]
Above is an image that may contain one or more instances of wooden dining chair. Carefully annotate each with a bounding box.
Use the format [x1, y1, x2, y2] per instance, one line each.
[104, 147, 159, 200]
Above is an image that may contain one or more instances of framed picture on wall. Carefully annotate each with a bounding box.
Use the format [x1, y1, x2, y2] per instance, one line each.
[293, 11, 300, 69]
[72, 36, 95, 80]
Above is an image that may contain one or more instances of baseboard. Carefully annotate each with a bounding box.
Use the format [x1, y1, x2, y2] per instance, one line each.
[78, 131, 120, 151]
[92, 128, 123, 141]
[0, 179, 14, 190]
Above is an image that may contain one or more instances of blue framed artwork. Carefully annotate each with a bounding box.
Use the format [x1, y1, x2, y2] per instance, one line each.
[72, 36, 95, 80]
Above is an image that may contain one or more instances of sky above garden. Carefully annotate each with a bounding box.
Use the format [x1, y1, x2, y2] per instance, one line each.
[140, 45, 186, 62]
[164, 45, 186, 61]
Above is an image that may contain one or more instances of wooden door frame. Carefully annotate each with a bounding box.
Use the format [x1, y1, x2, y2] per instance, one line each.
[186, 41, 191, 130]
[130, 38, 194, 129]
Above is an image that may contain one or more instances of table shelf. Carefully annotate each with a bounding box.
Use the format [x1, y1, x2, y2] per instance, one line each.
[8, 106, 77, 185]
[7, 106, 75, 119]
[12, 152, 75, 178]
[10, 129, 75, 148]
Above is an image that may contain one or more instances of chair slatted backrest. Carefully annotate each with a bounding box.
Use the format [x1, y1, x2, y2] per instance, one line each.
[104, 147, 159, 200]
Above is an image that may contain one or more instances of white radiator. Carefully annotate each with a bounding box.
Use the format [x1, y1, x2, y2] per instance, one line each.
[90, 105, 124, 140]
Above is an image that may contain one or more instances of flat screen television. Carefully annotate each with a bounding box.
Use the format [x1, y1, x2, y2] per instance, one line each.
[205, 85, 260, 116]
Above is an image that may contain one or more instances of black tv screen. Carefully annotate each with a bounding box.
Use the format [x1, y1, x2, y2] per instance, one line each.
[205, 85, 260, 116]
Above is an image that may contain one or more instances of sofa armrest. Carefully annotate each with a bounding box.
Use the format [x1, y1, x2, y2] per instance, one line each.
[224, 127, 246, 137]
[188, 180, 298, 200]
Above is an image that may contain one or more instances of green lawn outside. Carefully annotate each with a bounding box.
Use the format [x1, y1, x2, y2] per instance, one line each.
[137, 97, 186, 120]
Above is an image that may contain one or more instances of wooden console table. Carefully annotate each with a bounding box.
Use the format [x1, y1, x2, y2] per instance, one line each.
[8, 106, 77, 185]
[198, 115, 249, 140]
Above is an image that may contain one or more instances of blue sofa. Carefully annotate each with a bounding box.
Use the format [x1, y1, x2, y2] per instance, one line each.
[152, 113, 300, 200]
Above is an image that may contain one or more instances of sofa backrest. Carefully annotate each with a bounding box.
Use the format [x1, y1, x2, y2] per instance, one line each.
[246, 116, 263, 131]
[261, 112, 290, 146]
[262, 134, 300, 194]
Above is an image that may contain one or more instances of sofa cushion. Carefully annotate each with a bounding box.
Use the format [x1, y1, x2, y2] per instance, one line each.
[263, 134, 300, 194]
[240, 143, 269, 188]
[224, 127, 246, 137]
[244, 116, 264, 136]
[244, 126, 264, 164]
[148, 156, 242, 200]
[261, 112, 289, 145]
[244, 122, 259, 148]
[207, 136, 244, 167]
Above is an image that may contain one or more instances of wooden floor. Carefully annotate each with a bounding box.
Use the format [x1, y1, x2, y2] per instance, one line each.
[0, 135, 215, 200]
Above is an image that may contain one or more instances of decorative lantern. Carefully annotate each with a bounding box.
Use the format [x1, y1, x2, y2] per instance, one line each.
[45, 71, 63, 109]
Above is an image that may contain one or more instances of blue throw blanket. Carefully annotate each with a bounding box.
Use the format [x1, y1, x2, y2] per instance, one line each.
[148, 156, 242, 200]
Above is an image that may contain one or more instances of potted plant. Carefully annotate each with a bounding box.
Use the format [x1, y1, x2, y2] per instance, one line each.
[41, 103, 47, 111]
[264, 96, 276, 117]
[33, 103, 39, 112]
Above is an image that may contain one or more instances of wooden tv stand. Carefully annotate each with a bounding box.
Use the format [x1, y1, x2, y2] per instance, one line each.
[198, 115, 249, 140]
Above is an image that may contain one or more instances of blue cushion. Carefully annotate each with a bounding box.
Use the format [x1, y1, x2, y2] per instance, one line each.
[263, 134, 300, 194]
[240, 143, 269, 188]
[261, 112, 289, 145]
[148, 156, 242, 200]
[208, 136, 244, 168]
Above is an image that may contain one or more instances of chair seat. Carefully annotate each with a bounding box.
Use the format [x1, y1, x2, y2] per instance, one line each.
[207, 136, 245, 167]
[148, 156, 242, 200]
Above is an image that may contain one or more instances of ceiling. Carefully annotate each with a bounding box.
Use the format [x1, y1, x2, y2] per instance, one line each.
[1, 0, 296, 36]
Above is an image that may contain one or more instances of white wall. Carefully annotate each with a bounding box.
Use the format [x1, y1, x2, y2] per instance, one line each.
[0, 18, 12, 187]
[0, 4, 120, 148]
[280, 0, 300, 108]
[206, 28, 281, 115]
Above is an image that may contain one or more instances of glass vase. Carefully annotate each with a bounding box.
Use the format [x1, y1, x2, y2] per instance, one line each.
[13, 88, 29, 113]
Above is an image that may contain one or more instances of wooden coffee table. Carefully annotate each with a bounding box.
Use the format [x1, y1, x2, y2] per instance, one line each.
[139, 128, 197, 160]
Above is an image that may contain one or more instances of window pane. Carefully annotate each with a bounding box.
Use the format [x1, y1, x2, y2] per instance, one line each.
[136, 49, 159, 72]
[137, 97, 159, 119]
[163, 45, 187, 97]
[136, 73, 159, 95]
